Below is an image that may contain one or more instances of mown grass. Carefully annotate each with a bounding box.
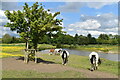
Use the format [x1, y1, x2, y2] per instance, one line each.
[2, 70, 84, 78]
[41, 54, 118, 75]
[1, 43, 119, 78]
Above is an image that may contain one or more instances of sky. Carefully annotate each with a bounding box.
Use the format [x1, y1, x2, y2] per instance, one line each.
[0, 1, 118, 38]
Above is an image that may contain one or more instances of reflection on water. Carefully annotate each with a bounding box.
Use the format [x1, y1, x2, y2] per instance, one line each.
[41, 49, 119, 61]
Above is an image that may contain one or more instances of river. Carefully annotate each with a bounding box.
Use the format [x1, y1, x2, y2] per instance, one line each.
[41, 49, 119, 62]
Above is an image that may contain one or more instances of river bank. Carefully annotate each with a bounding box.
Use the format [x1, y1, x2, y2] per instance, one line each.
[61, 44, 118, 54]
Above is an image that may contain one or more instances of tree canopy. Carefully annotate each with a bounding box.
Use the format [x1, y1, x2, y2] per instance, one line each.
[4, 2, 63, 49]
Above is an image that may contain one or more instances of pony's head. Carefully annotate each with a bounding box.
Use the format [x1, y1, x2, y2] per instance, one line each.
[98, 58, 101, 65]
[91, 55, 96, 64]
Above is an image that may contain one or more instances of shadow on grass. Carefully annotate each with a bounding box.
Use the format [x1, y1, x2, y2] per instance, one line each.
[16, 56, 55, 64]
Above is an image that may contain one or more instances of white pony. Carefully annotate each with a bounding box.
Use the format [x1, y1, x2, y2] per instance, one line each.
[89, 52, 101, 71]
[60, 50, 69, 65]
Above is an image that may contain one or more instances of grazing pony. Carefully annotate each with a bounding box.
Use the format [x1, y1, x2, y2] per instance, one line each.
[60, 50, 69, 65]
[49, 48, 62, 55]
[89, 52, 101, 71]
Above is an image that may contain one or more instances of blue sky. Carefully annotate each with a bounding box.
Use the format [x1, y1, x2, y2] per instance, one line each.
[0, 2, 118, 38]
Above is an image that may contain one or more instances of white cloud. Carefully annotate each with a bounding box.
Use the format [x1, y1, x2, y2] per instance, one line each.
[58, 2, 115, 12]
[65, 13, 118, 37]
[88, 31, 105, 36]
[69, 19, 101, 29]
[0, 26, 19, 38]
[81, 13, 118, 29]
[0, 10, 6, 18]
[105, 27, 118, 32]
[68, 28, 74, 31]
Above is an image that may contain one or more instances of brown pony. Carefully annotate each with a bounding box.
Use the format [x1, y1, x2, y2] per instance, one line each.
[49, 49, 55, 55]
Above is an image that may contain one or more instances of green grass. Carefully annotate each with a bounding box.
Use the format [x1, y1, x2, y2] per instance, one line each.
[2, 70, 84, 78]
[1, 43, 119, 78]
[38, 44, 56, 50]
[41, 54, 118, 75]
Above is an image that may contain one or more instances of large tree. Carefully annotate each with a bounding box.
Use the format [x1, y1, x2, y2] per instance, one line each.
[4, 2, 63, 49]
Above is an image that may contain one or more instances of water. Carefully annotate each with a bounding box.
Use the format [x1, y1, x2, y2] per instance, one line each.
[41, 49, 119, 61]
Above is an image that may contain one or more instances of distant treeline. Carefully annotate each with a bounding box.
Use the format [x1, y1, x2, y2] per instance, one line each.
[1, 33, 120, 46]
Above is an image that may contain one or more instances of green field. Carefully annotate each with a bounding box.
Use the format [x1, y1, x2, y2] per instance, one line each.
[3, 70, 84, 78]
[1, 43, 119, 78]
[41, 54, 118, 75]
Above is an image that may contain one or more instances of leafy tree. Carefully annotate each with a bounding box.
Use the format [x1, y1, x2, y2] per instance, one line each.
[98, 34, 109, 40]
[2, 34, 12, 43]
[97, 34, 109, 44]
[87, 34, 92, 44]
[90, 37, 97, 44]
[74, 33, 79, 44]
[4, 2, 63, 49]
[78, 35, 89, 45]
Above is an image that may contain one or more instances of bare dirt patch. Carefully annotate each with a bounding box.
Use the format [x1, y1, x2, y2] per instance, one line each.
[2, 57, 118, 78]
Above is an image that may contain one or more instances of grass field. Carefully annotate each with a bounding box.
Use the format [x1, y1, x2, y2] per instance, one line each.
[41, 54, 118, 75]
[1, 43, 119, 78]
[3, 70, 84, 78]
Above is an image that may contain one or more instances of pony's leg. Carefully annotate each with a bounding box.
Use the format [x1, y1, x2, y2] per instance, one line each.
[64, 58, 68, 65]
[35, 51, 37, 63]
[62, 58, 65, 65]
[24, 51, 28, 63]
[96, 63, 98, 70]
[91, 64, 94, 71]
[24, 52, 26, 63]
[93, 64, 96, 70]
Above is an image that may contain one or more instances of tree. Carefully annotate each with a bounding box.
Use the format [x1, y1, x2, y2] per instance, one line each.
[87, 34, 92, 44]
[78, 35, 89, 45]
[74, 34, 79, 44]
[4, 2, 63, 49]
[2, 34, 12, 43]
[97, 34, 109, 44]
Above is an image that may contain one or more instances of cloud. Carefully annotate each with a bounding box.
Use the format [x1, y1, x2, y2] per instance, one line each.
[0, 10, 10, 26]
[65, 13, 118, 37]
[69, 19, 101, 29]
[1, 2, 23, 10]
[86, 2, 114, 9]
[58, 2, 85, 12]
[0, 26, 19, 38]
[80, 13, 118, 29]
[58, 2, 115, 12]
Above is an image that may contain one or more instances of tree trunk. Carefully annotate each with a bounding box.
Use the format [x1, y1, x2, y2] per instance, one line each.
[33, 42, 38, 50]
[26, 41, 29, 49]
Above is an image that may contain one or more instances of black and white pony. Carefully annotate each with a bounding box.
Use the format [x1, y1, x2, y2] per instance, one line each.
[60, 50, 69, 65]
[89, 52, 101, 71]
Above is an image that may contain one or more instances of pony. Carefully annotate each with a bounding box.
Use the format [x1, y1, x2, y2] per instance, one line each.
[49, 48, 62, 55]
[60, 50, 69, 65]
[89, 52, 101, 71]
